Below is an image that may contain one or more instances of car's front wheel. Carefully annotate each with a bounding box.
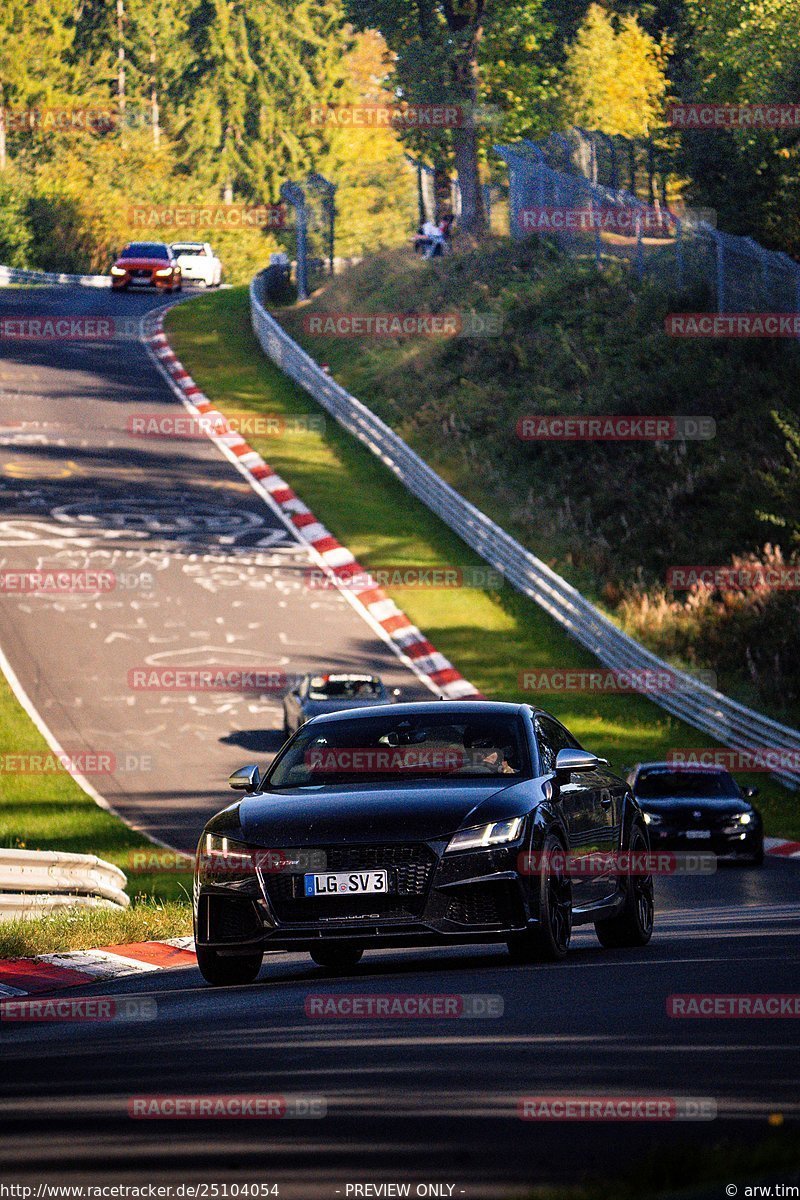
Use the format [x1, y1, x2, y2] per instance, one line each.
[748, 838, 765, 867]
[196, 945, 263, 986]
[508, 831, 572, 963]
[310, 945, 363, 972]
[595, 822, 654, 948]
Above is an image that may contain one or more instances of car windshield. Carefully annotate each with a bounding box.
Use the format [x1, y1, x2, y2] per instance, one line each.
[120, 243, 170, 259]
[307, 675, 383, 701]
[269, 712, 530, 787]
[172, 244, 205, 255]
[635, 768, 739, 799]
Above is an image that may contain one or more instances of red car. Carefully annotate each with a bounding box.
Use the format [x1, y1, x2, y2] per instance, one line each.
[110, 241, 182, 292]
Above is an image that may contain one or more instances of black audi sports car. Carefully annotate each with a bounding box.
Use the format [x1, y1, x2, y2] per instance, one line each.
[628, 762, 763, 865]
[194, 701, 654, 985]
[282, 672, 400, 736]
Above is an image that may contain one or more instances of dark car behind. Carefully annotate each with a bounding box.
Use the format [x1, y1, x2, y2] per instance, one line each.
[628, 762, 763, 865]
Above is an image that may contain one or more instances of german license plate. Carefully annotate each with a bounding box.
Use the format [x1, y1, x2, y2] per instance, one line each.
[304, 869, 388, 897]
[685, 830, 711, 839]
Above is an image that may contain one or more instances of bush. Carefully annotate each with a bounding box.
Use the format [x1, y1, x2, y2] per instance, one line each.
[618, 545, 800, 711]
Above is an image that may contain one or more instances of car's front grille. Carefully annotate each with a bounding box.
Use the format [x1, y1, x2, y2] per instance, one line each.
[262, 843, 437, 923]
[445, 881, 519, 927]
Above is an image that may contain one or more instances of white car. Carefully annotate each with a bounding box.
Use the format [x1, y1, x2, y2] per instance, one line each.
[169, 242, 222, 288]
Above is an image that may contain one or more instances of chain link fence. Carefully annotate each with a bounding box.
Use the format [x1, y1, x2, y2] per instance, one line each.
[496, 130, 800, 315]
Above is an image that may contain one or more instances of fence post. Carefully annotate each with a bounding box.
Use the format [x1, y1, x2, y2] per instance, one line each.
[597, 131, 616, 189]
[587, 179, 601, 269]
[307, 172, 337, 275]
[713, 232, 726, 313]
[280, 181, 308, 300]
[674, 215, 684, 289]
[635, 201, 644, 281]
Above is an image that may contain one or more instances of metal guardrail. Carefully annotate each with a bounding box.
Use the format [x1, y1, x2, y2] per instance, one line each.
[249, 274, 800, 788]
[0, 848, 129, 920]
[0, 265, 110, 287]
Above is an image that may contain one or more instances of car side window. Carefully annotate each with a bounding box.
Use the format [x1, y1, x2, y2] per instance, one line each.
[535, 717, 578, 774]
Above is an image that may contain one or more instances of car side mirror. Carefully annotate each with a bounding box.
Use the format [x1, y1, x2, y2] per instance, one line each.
[742, 785, 759, 799]
[554, 748, 601, 778]
[228, 764, 261, 792]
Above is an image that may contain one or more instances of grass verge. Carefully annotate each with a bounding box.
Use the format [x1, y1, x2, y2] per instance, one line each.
[0, 671, 193, 955]
[166, 287, 799, 839]
[0, 899, 191, 958]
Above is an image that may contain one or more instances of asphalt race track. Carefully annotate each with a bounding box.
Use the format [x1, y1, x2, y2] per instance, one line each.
[0, 285, 798, 1197]
[1, 869, 798, 1195]
[0, 285, 428, 848]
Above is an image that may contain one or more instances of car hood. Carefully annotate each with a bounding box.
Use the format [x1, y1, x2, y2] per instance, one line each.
[228, 778, 531, 845]
[637, 796, 751, 817]
[115, 257, 172, 270]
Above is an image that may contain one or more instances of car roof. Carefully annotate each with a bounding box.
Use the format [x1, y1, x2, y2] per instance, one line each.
[304, 699, 529, 724]
[309, 672, 381, 682]
[631, 760, 728, 774]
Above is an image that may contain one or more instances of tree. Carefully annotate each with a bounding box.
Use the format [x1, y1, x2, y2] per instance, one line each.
[759, 412, 800, 548]
[346, 0, 557, 235]
[680, 0, 800, 252]
[0, 0, 77, 170]
[561, 3, 670, 138]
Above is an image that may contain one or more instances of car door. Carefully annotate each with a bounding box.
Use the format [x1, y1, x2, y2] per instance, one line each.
[535, 716, 615, 906]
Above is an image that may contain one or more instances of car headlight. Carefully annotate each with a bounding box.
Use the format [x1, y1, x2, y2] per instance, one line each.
[736, 813, 752, 825]
[445, 817, 524, 853]
[155, 267, 174, 277]
[110, 265, 127, 276]
[197, 832, 254, 873]
[643, 812, 662, 826]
